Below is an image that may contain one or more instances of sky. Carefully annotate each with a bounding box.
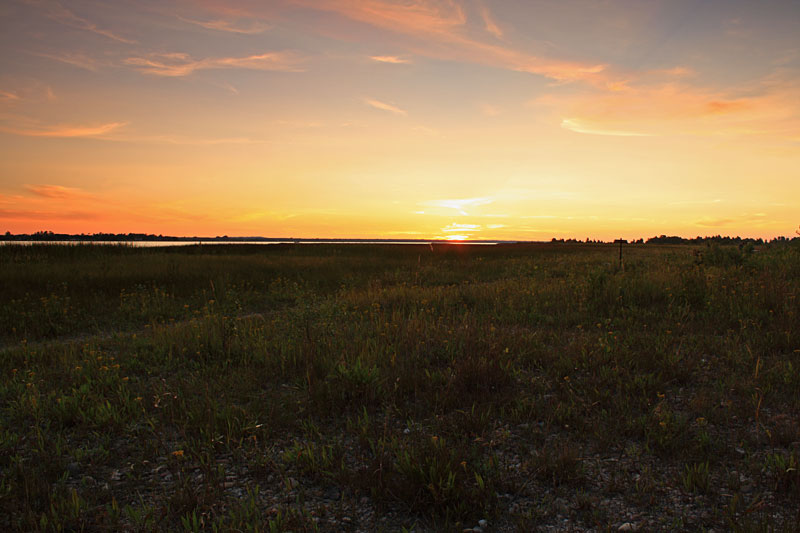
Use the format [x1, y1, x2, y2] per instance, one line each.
[1, 0, 798, 241]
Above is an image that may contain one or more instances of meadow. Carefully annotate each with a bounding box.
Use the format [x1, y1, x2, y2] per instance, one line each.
[1, 242, 798, 531]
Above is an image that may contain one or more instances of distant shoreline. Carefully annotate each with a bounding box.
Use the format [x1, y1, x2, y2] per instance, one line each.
[1, 233, 794, 245]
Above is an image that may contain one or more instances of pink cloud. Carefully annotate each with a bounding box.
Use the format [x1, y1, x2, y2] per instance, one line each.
[364, 98, 407, 115]
[1, 121, 127, 138]
[24, 185, 92, 199]
[125, 51, 305, 76]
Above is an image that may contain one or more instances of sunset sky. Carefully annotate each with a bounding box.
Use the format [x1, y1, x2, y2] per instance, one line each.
[1, 0, 798, 240]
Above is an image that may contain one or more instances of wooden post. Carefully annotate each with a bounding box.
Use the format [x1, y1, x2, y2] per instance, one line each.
[619, 239, 623, 270]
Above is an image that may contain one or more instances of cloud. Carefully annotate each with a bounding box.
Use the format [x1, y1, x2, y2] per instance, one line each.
[0, 91, 20, 103]
[478, 4, 503, 39]
[33, 51, 100, 71]
[32, 52, 100, 72]
[114, 134, 268, 145]
[651, 66, 694, 77]
[179, 16, 271, 34]
[705, 100, 751, 115]
[669, 198, 723, 206]
[479, 103, 501, 116]
[30, 0, 136, 44]
[536, 73, 800, 141]
[561, 118, 652, 137]
[304, 0, 467, 34]
[291, 0, 612, 84]
[0, 208, 99, 220]
[442, 223, 480, 232]
[24, 184, 91, 199]
[695, 213, 769, 228]
[370, 55, 412, 64]
[423, 197, 492, 215]
[0, 121, 127, 138]
[364, 98, 407, 115]
[125, 51, 305, 77]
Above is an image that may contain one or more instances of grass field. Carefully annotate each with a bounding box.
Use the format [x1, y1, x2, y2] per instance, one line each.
[1, 242, 799, 531]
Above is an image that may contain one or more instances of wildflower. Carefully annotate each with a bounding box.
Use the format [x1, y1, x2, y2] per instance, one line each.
[172, 450, 184, 458]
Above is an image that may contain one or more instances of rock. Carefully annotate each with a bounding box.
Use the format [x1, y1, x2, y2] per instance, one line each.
[478, 519, 488, 527]
[472, 527, 483, 533]
[618, 523, 637, 532]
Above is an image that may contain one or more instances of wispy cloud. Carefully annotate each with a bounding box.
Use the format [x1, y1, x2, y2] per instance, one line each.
[24, 184, 92, 199]
[0, 91, 20, 103]
[33, 51, 100, 71]
[125, 51, 305, 77]
[536, 73, 800, 141]
[695, 213, 769, 228]
[669, 198, 723, 206]
[29, 0, 136, 44]
[441, 223, 480, 232]
[478, 4, 503, 39]
[364, 98, 407, 115]
[705, 100, 752, 115]
[479, 103, 501, 116]
[0, 208, 99, 220]
[0, 121, 127, 138]
[114, 134, 268, 146]
[423, 197, 492, 215]
[561, 118, 652, 137]
[179, 16, 271, 34]
[293, 0, 611, 84]
[370, 55, 412, 64]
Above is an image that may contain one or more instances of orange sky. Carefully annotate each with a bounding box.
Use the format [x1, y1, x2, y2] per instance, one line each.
[1, 0, 798, 240]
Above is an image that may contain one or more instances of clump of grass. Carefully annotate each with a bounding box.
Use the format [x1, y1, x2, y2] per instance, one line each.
[682, 461, 711, 494]
[765, 452, 800, 494]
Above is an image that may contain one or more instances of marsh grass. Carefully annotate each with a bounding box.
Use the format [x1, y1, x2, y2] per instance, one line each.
[1, 242, 799, 530]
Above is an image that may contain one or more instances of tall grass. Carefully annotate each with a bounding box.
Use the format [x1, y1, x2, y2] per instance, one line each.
[1, 241, 799, 530]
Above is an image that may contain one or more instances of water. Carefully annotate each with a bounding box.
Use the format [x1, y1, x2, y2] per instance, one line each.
[0, 240, 501, 247]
